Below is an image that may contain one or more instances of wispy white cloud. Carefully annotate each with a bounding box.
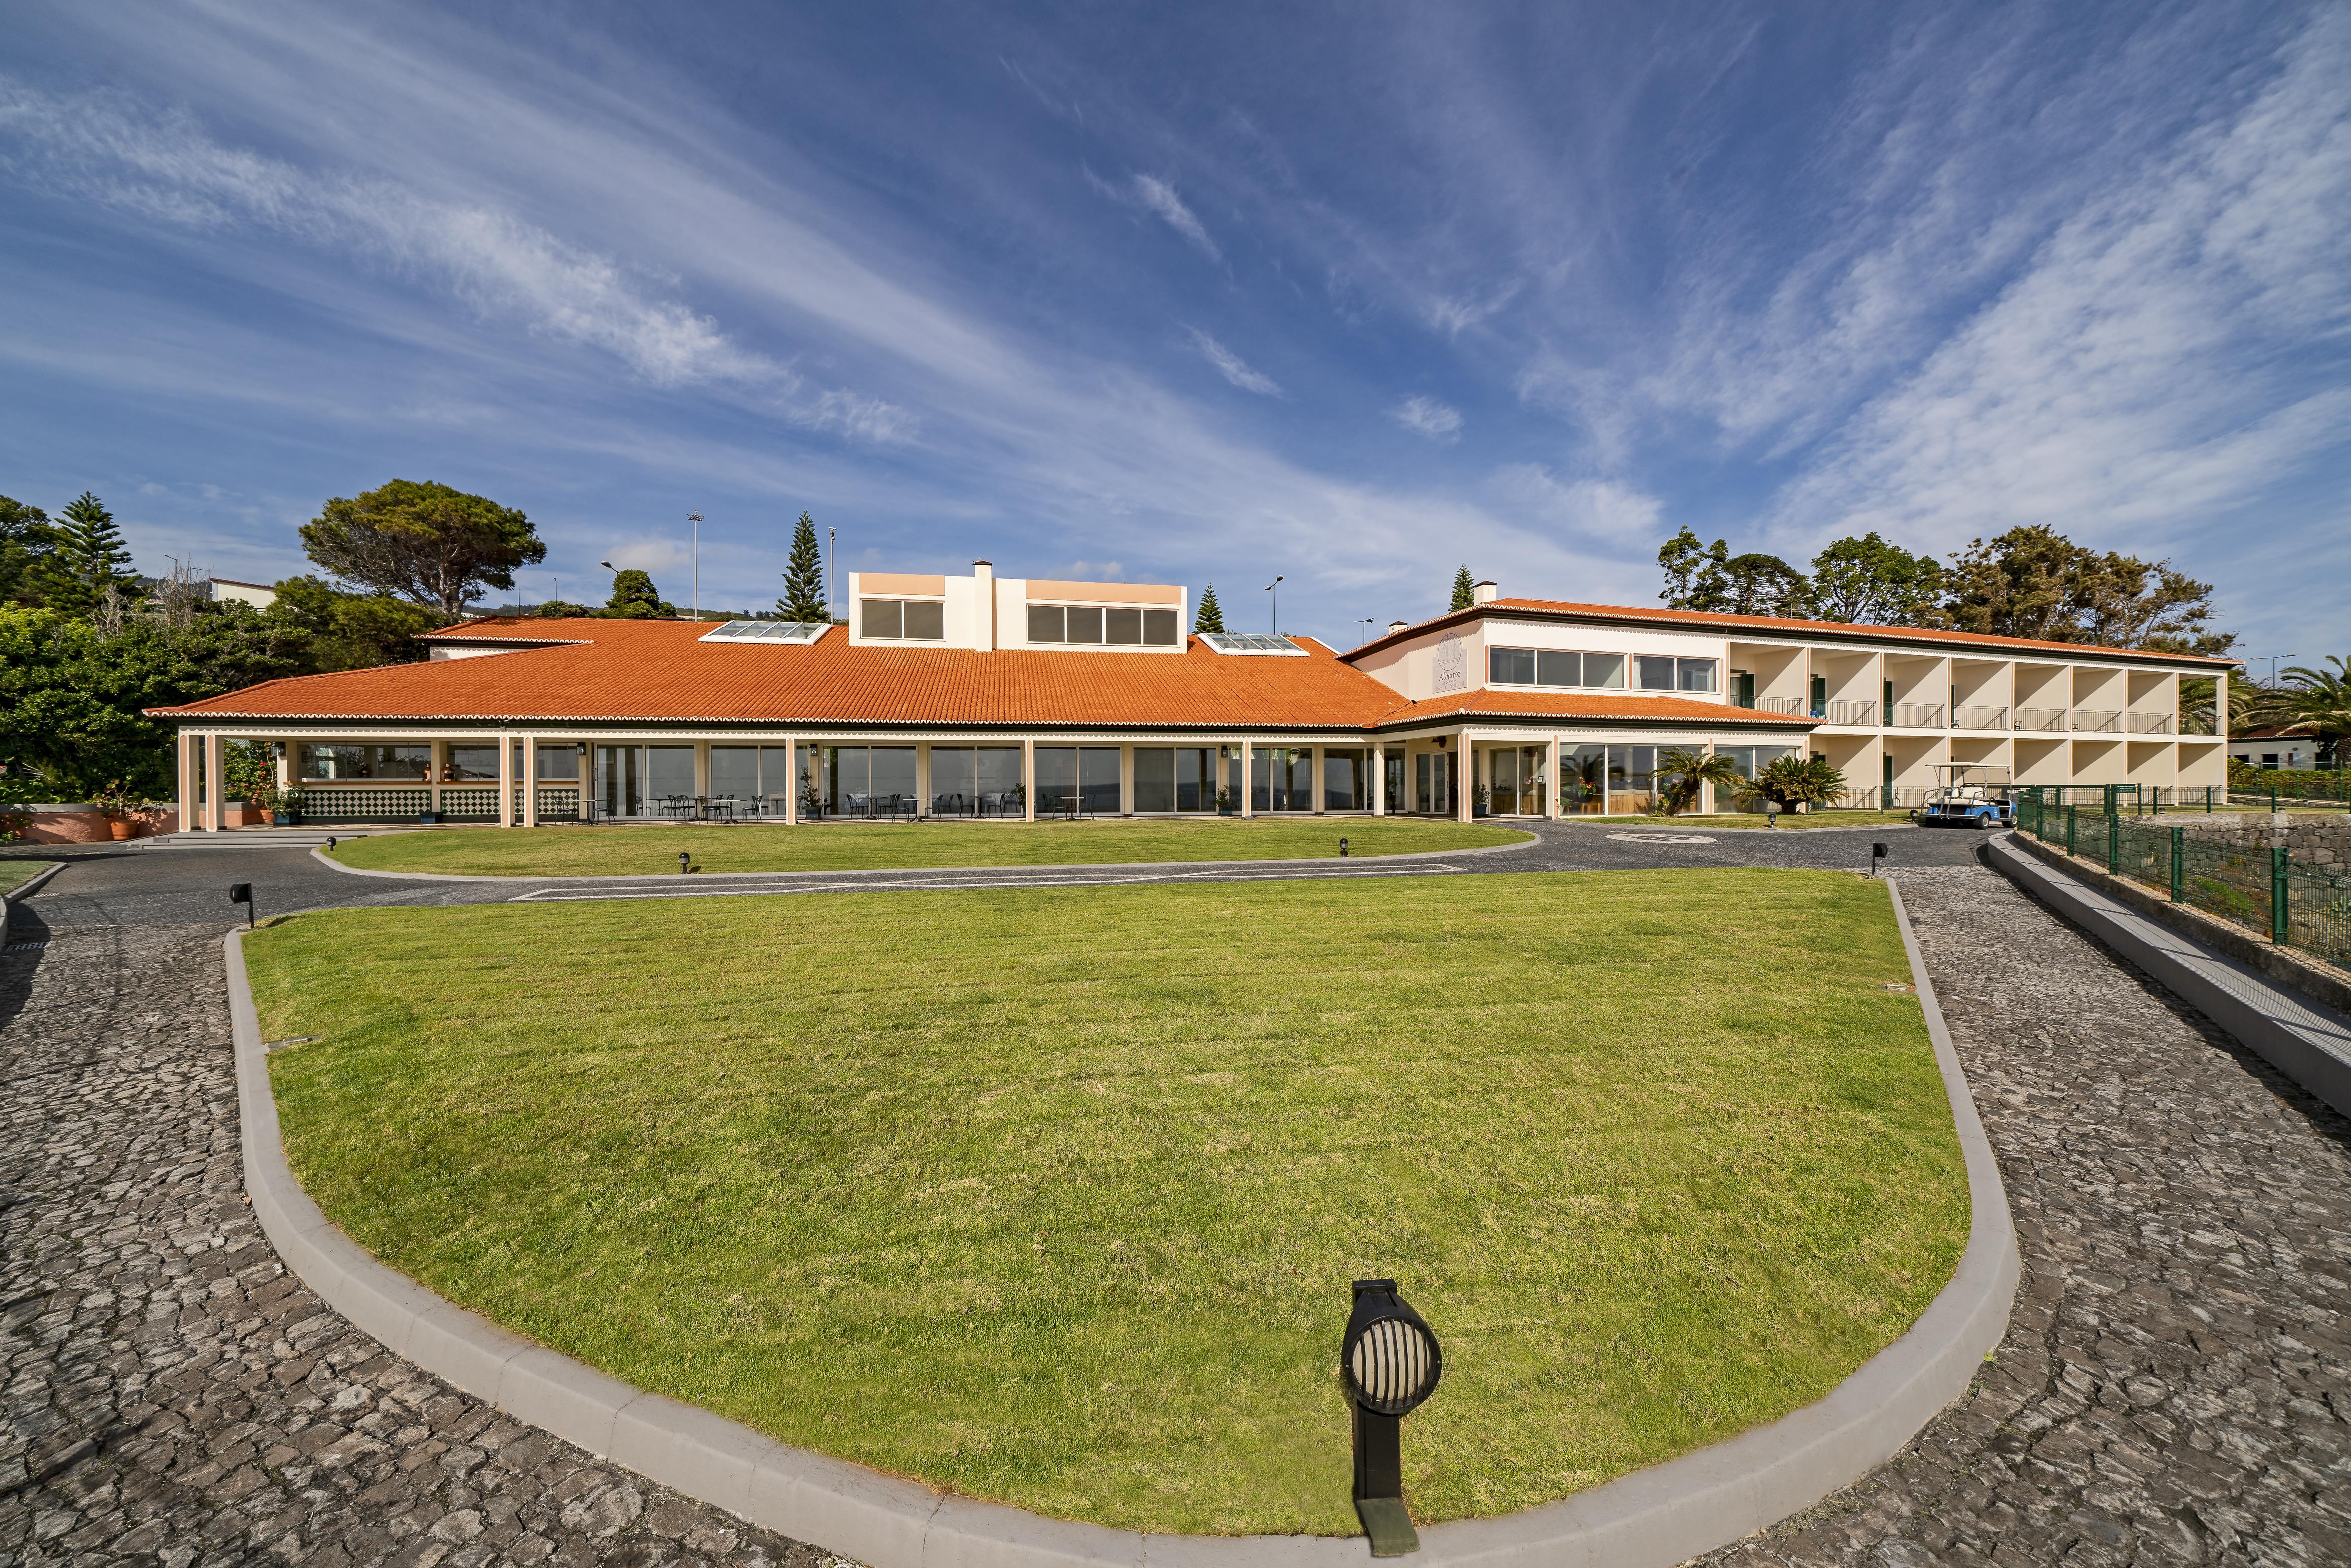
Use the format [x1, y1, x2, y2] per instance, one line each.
[1187, 328, 1281, 395]
[1489, 464, 1661, 551]
[1427, 284, 1519, 337]
[1127, 172, 1220, 260]
[1391, 395, 1463, 440]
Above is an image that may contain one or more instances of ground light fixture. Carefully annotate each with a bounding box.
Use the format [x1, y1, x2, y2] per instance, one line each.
[678, 851, 691, 874]
[228, 882, 254, 929]
[1765, 799, 1781, 828]
[1871, 841, 1889, 877]
[1339, 836, 1350, 857]
[1341, 1278, 1442, 1557]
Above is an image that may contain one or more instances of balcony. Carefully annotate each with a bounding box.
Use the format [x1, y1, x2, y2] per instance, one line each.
[1742, 694, 1808, 716]
[1886, 702, 1945, 729]
[1952, 705, 2009, 731]
[2127, 712, 2175, 735]
[2072, 709, 2122, 734]
[1811, 698, 1879, 726]
[2015, 707, 2068, 732]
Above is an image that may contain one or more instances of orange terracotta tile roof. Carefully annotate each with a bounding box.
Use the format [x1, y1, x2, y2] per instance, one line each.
[151, 617, 1414, 729]
[1347, 598, 2240, 666]
[1377, 690, 1814, 728]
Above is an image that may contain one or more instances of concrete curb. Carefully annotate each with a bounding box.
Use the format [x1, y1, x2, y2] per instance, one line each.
[1986, 835, 2351, 1121]
[226, 881, 2016, 1568]
[3, 860, 66, 943]
[305, 829, 1544, 885]
[1546, 820, 1924, 836]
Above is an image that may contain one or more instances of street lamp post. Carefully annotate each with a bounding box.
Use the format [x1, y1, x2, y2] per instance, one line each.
[687, 512, 703, 622]
[1265, 575, 1283, 634]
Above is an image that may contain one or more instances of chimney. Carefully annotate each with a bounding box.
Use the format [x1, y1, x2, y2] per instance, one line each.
[972, 561, 995, 650]
[1472, 580, 1498, 606]
[1387, 620, 1409, 636]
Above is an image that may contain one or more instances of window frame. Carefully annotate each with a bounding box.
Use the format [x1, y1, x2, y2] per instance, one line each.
[860, 597, 946, 641]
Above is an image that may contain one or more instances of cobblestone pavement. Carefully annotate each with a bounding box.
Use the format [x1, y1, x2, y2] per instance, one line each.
[0, 918, 842, 1568]
[1702, 865, 2351, 1567]
[8, 852, 2348, 1567]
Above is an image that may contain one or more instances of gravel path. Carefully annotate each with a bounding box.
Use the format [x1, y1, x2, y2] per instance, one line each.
[1702, 866, 2351, 1567]
[6, 849, 2346, 1567]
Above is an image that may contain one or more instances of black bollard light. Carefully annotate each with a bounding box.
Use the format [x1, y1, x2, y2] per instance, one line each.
[1870, 841, 1888, 878]
[1339, 837, 1350, 858]
[678, 850, 691, 875]
[229, 882, 254, 929]
[1341, 1279, 1442, 1557]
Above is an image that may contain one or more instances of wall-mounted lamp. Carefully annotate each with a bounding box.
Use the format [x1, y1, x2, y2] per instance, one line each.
[1342, 1278, 1442, 1556]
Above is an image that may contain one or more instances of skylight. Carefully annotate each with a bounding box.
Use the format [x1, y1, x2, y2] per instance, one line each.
[1200, 632, 1308, 656]
[697, 620, 830, 644]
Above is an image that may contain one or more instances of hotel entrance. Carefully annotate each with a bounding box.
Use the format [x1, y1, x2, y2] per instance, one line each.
[1413, 748, 1453, 815]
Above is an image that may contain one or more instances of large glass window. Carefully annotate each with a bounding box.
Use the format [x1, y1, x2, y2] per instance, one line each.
[1607, 745, 1657, 812]
[1323, 748, 1366, 810]
[1066, 607, 1103, 644]
[1560, 744, 1606, 812]
[1715, 745, 1797, 812]
[447, 744, 501, 780]
[1485, 646, 1628, 689]
[1484, 746, 1547, 816]
[710, 746, 759, 800]
[803, 745, 920, 816]
[861, 599, 944, 640]
[1250, 746, 1315, 812]
[647, 746, 696, 802]
[1637, 656, 1718, 693]
[1034, 746, 1119, 813]
[596, 746, 641, 818]
[1414, 750, 1452, 815]
[1028, 605, 1181, 646]
[1132, 747, 1218, 812]
[929, 746, 1023, 816]
[298, 743, 431, 781]
[535, 745, 579, 781]
[1105, 607, 1142, 645]
[1384, 750, 1405, 813]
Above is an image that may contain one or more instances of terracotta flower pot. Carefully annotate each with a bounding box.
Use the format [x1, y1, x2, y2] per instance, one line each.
[105, 816, 133, 841]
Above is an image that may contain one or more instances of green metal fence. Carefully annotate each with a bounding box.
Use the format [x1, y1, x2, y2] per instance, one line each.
[2014, 793, 2351, 968]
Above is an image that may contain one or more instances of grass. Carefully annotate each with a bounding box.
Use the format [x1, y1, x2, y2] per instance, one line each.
[0, 858, 57, 895]
[328, 815, 1530, 877]
[248, 869, 1966, 1536]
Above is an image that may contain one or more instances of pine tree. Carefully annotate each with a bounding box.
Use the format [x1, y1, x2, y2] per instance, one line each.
[604, 568, 669, 618]
[1194, 583, 1226, 634]
[41, 492, 138, 615]
[776, 511, 828, 621]
[1449, 564, 1475, 611]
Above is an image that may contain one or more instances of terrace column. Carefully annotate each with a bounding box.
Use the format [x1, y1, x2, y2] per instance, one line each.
[1023, 738, 1036, 821]
[918, 745, 932, 818]
[175, 731, 195, 835]
[203, 733, 226, 832]
[1239, 740, 1253, 818]
[784, 737, 798, 824]
[1371, 744, 1386, 815]
[429, 741, 446, 816]
[1311, 747, 1326, 815]
[1456, 731, 1472, 823]
[1119, 746, 1133, 816]
[496, 731, 514, 827]
[1547, 739, 1561, 820]
[522, 737, 540, 827]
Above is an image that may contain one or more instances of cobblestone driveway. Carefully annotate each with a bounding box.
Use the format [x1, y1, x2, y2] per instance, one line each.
[1704, 866, 2351, 1567]
[5, 857, 2348, 1567]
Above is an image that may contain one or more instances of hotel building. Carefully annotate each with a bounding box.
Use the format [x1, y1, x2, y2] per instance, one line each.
[154, 562, 2233, 827]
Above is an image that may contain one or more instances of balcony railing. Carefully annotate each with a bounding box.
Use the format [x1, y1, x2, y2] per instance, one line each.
[1886, 702, 1945, 729]
[1811, 698, 1879, 726]
[2126, 712, 2175, 735]
[2072, 709, 2122, 734]
[2015, 707, 2069, 732]
[1952, 705, 2009, 731]
[1743, 694, 1808, 715]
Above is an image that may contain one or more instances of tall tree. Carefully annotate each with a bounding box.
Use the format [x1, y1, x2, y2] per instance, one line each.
[1717, 553, 1810, 616]
[2253, 656, 2351, 765]
[300, 479, 544, 621]
[0, 495, 55, 607]
[776, 511, 828, 621]
[39, 492, 139, 615]
[263, 575, 439, 671]
[1656, 528, 1731, 610]
[1449, 564, 1476, 611]
[1807, 533, 1945, 626]
[603, 569, 670, 618]
[1941, 525, 2229, 653]
[1194, 583, 1226, 634]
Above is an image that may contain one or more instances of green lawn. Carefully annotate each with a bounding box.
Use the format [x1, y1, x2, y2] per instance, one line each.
[0, 859, 57, 895]
[329, 815, 1529, 877]
[249, 869, 1965, 1536]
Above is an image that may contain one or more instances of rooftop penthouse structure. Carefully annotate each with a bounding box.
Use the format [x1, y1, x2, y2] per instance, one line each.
[154, 561, 2232, 828]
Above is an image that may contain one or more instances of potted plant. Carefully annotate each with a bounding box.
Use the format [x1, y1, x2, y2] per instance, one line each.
[1472, 782, 1490, 817]
[277, 788, 308, 826]
[250, 783, 282, 825]
[88, 780, 140, 840]
[1215, 787, 1235, 816]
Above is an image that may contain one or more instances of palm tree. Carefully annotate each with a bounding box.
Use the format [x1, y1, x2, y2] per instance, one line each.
[1752, 753, 1848, 813]
[2180, 673, 2264, 737]
[1652, 746, 1745, 816]
[2253, 656, 2350, 766]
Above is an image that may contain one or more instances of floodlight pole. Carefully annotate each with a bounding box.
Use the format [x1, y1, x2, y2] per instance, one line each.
[687, 512, 703, 622]
[1265, 575, 1283, 634]
[828, 525, 838, 624]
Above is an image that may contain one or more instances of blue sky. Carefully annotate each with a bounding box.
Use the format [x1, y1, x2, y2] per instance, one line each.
[2, 2, 2345, 657]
